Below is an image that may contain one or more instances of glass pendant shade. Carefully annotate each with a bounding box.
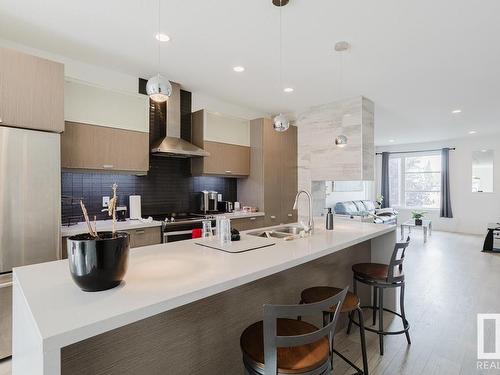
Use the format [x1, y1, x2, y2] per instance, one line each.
[335, 135, 348, 147]
[273, 113, 290, 132]
[146, 74, 172, 103]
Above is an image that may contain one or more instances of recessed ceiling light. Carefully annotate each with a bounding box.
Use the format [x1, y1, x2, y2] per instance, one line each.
[233, 66, 245, 73]
[482, 149, 488, 152]
[283, 87, 294, 93]
[469, 130, 477, 134]
[155, 33, 170, 42]
[334, 41, 351, 52]
[452, 109, 462, 114]
[389, 139, 395, 143]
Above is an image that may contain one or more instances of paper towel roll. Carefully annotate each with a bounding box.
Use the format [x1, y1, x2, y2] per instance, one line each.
[129, 195, 142, 220]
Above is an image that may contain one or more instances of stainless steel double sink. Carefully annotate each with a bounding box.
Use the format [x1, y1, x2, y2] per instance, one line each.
[247, 225, 303, 239]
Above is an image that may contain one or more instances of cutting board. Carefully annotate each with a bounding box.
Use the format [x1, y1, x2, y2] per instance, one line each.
[195, 235, 276, 253]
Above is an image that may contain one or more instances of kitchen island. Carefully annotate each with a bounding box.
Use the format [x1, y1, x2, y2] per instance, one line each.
[13, 220, 396, 375]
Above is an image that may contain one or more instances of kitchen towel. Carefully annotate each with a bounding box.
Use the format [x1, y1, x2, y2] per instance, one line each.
[129, 195, 142, 220]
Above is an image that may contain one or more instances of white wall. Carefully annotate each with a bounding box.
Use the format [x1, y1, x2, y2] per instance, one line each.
[0, 38, 268, 121]
[376, 135, 500, 235]
[192, 92, 269, 120]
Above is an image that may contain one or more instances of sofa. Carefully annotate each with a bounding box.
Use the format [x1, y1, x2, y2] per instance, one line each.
[333, 200, 398, 225]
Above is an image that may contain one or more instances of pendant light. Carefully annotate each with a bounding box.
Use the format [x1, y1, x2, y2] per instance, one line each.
[273, 0, 290, 132]
[146, 0, 172, 103]
[334, 41, 350, 147]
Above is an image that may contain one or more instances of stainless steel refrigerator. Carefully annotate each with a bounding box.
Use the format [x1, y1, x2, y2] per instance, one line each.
[0, 125, 60, 359]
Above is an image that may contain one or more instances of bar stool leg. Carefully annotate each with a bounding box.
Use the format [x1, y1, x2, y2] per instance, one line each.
[346, 311, 354, 335]
[400, 283, 411, 345]
[346, 276, 357, 335]
[378, 288, 384, 355]
[357, 307, 369, 375]
[372, 286, 378, 326]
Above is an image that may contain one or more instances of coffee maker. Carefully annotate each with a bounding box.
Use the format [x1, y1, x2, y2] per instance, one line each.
[200, 191, 218, 213]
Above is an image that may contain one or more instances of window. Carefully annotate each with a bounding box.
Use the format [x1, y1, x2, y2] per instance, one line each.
[388, 153, 441, 209]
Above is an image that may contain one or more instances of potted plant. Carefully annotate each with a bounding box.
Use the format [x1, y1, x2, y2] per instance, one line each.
[67, 184, 130, 292]
[376, 194, 384, 209]
[411, 211, 426, 226]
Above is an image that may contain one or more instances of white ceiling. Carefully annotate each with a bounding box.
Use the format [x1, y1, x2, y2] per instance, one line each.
[1, 0, 500, 145]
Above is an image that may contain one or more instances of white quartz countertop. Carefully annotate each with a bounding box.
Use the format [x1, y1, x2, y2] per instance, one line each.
[61, 219, 162, 237]
[14, 220, 395, 352]
[60, 213, 262, 237]
[215, 211, 264, 219]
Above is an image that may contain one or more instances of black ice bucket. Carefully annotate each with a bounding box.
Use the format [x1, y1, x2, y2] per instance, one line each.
[67, 232, 130, 292]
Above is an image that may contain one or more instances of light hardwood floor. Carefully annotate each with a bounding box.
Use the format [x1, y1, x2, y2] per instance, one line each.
[332, 230, 499, 375]
[1, 231, 497, 374]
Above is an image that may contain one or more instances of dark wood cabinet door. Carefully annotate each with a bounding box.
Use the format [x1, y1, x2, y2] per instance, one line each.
[231, 216, 265, 231]
[281, 126, 298, 223]
[263, 119, 283, 226]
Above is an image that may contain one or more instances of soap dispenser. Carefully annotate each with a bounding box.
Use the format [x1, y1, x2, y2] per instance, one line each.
[325, 208, 334, 230]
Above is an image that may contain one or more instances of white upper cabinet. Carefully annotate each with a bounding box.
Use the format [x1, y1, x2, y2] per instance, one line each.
[64, 79, 149, 133]
[203, 111, 250, 146]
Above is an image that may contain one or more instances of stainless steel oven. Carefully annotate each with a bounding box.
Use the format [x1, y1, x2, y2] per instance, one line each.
[159, 214, 217, 243]
[163, 230, 195, 243]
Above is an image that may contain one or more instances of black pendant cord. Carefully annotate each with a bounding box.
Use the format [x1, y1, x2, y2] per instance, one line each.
[157, 0, 161, 72]
[279, 0, 283, 111]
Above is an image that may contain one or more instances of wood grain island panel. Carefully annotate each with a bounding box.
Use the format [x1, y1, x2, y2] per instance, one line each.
[61, 243, 371, 375]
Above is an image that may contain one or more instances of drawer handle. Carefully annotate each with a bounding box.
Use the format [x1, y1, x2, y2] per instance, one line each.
[270, 215, 276, 219]
[287, 213, 293, 217]
[225, 170, 232, 174]
[103, 164, 114, 169]
[135, 230, 145, 234]
[250, 217, 256, 221]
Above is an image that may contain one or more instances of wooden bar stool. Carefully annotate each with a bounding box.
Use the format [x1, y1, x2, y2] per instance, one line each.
[240, 287, 348, 375]
[351, 237, 411, 355]
[300, 287, 369, 375]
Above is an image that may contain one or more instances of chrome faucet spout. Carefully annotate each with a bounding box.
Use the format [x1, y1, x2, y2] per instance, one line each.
[292, 190, 314, 235]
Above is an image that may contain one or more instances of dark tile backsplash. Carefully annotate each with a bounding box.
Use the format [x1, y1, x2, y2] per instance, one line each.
[62, 157, 237, 224]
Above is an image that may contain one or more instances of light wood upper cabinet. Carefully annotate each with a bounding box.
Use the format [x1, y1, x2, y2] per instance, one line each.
[238, 119, 298, 226]
[0, 47, 64, 133]
[61, 122, 149, 173]
[191, 110, 250, 177]
[200, 141, 250, 176]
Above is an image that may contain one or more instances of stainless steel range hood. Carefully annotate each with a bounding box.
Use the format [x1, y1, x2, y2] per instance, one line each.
[150, 82, 209, 158]
[151, 136, 209, 158]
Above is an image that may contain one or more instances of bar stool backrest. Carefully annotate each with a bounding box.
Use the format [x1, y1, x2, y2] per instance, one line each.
[387, 236, 411, 283]
[262, 287, 348, 375]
